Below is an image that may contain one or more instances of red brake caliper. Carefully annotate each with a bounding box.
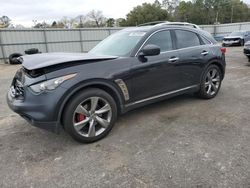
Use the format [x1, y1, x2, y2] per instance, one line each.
[76, 114, 85, 122]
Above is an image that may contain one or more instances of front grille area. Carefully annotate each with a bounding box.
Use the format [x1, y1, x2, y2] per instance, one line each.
[10, 69, 25, 99]
[223, 38, 240, 41]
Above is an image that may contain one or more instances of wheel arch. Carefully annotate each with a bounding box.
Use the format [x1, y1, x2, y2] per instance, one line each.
[57, 79, 125, 126]
[203, 60, 225, 80]
[209, 61, 225, 79]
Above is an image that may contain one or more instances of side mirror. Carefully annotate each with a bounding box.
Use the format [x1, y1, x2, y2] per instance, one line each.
[140, 44, 160, 57]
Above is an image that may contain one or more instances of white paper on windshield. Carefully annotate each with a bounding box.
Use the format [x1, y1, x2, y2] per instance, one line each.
[129, 32, 146, 37]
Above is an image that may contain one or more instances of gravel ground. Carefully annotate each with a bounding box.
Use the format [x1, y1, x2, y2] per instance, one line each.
[0, 47, 250, 188]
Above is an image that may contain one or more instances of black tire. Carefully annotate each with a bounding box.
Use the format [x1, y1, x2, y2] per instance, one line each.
[9, 53, 22, 64]
[62, 88, 117, 143]
[198, 65, 222, 99]
[24, 48, 40, 55]
[240, 39, 244, 46]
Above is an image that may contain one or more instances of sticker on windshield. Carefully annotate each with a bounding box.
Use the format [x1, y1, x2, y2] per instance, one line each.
[129, 32, 146, 37]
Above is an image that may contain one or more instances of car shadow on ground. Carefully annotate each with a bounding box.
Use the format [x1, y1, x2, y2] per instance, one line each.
[1, 93, 198, 148]
[118, 93, 197, 122]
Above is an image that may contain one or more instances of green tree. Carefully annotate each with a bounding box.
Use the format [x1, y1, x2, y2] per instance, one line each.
[106, 18, 115, 27]
[174, 1, 193, 22]
[116, 18, 127, 27]
[190, 0, 207, 24]
[51, 21, 57, 28]
[162, 0, 180, 16]
[173, 0, 250, 24]
[124, 2, 169, 26]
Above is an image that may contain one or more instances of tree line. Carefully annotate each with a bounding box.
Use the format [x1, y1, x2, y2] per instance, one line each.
[1, 0, 250, 28]
[120, 0, 250, 26]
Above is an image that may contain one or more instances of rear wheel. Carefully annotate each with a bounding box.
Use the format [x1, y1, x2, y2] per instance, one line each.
[198, 65, 222, 99]
[63, 88, 117, 143]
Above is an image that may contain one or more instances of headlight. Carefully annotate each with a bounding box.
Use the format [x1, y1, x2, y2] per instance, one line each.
[29, 73, 77, 93]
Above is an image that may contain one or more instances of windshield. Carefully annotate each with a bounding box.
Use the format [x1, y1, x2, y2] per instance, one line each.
[229, 31, 245, 36]
[89, 30, 146, 56]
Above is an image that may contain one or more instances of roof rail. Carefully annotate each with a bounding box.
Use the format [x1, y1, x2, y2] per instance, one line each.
[137, 21, 168, 27]
[138, 21, 201, 30]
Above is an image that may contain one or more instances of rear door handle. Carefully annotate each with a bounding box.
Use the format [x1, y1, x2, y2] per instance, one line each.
[168, 57, 179, 63]
[201, 51, 209, 56]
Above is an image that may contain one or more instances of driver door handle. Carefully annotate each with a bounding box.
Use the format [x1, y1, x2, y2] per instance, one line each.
[168, 57, 179, 63]
[201, 51, 209, 56]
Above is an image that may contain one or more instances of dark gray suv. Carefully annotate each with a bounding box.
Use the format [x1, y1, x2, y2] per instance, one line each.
[7, 25, 226, 143]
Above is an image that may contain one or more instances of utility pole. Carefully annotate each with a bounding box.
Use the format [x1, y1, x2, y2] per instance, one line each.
[231, 5, 234, 23]
[214, 1, 220, 24]
[215, 11, 219, 24]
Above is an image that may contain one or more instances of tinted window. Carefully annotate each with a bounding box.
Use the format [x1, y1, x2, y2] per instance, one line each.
[175, 30, 201, 49]
[201, 36, 211, 45]
[145, 30, 173, 52]
[90, 31, 146, 56]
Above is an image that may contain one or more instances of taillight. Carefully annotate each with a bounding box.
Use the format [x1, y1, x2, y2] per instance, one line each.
[220, 47, 226, 54]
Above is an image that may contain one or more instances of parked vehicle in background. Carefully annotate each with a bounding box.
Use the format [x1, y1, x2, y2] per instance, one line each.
[222, 31, 250, 46]
[7, 24, 226, 143]
[243, 41, 250, 61]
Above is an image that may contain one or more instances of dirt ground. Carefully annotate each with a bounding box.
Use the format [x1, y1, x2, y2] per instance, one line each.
[0, 46, 250, 187]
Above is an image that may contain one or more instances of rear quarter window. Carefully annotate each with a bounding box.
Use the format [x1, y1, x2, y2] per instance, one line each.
[175, 30, 201, 49]
[201, 36, 212, 45]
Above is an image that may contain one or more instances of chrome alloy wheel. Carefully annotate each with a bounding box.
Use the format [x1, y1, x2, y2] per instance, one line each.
[205, 68, 221, 96]
[73, 97, 112, 137]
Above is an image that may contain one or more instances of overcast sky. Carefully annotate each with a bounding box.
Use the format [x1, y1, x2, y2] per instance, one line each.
[1, 0, 250, 27]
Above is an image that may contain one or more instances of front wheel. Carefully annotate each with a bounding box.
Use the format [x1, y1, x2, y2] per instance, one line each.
[198, 65, 222, 99]
[63, 88, 117, 143]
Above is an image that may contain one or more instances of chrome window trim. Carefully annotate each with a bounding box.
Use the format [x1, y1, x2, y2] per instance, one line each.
[125, 85, 198, 107]
[135, 28, 213, 57]
[135, 28, 172, 56]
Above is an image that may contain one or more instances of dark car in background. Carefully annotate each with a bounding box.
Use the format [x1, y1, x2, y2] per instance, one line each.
[7, 24, 226, 143]
[243, 41, 250, 61]
[222, 31, 250, 46]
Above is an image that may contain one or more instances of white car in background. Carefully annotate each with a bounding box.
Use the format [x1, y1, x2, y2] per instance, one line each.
[222, 31, 250, 46]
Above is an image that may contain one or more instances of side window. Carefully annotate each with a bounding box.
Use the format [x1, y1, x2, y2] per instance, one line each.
[201, 36, 212, 45]
[145, 30, 173, 52]
[175, 30, 201, 49]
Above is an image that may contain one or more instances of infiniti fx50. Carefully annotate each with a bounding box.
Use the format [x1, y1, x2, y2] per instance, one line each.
[7, 25, 226, 143]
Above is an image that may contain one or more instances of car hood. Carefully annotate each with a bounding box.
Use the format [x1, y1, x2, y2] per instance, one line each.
[21, 52, 118, 70]
[223, 36, 243, 40]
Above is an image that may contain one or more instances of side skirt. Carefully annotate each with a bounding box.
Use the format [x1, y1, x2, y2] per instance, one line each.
[122, 85, 199, 113]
